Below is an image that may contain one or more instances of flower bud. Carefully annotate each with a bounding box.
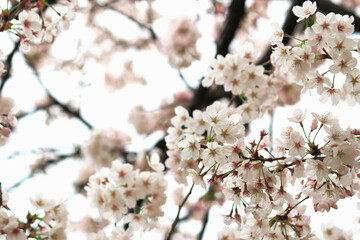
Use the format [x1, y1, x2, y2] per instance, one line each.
[310, 118, 318, 131]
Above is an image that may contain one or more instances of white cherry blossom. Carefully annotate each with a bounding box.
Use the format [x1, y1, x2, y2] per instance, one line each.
[292, 0, 317, 22]
[201, 142, 226, 167]
[311, 112, 338, 126]
[284, 131, 306, 157]
[288, 108, 306, 123]
[19, 10, 42, 40]
[177, 134, 201, 160]
[270, 22, 284, 45]
[312, 12, 335, 35]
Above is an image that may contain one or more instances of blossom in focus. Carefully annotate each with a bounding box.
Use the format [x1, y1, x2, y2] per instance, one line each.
[18, 10, 42, 40]
[178, 134, 201, 160]
[292, 0, 317, 22]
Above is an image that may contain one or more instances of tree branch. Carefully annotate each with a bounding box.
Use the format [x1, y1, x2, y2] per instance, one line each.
[197, 210, 209, 240]
[257, 0, 301, 67]
[0, 0, 60, 93]
[0, 182, 2, 207]
[0, 40, 20, 93]
[7, 147, 81, 192]
[187, 0, 246, 114]
[92, 0, 157, 40]
[166, 183, 195, 240]
[16, 102, 57, 120]
[28, 66, 93, 129]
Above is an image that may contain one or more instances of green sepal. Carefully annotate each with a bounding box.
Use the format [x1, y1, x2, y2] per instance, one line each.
[306, 14, 316, 28]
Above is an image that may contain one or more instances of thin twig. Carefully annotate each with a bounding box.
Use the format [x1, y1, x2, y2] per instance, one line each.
[178, 71, 195, 91]
[7, 147, 81, 192]
[16, 102, 57, 120]
[166, 183, 195, 240]
[282, 181, 326, 216]
[92, 0, 157, 40]
[29, 67, 93, 129]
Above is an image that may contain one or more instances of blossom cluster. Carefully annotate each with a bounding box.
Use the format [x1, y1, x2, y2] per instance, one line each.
[202, 42, 280, 123]
[165, 100, 360, 238]
[81, 128, 131, 167]
[0, 0, 76, 53]
[0, 191, 68, 240]
[165, 101, 246, 186]
[162, 17, 201, 69]
[271, 0, 360, 106]
[85, 157, 167, 238]
[0, 0, 76, 77]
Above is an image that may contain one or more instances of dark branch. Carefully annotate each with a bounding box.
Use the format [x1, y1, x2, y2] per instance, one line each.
[257, 0, 301, 67]
[0, 182, 2, 207]
[188, 0, 246, 114]
[27, 65, 93, 129]
[197, 210, 209, 240]
[16, 102, 57, 120]
[92, 0, 157, 40]
[155, 0, 247, 161]
[215, 0, 246, 56]
[0, 41, 20, 93]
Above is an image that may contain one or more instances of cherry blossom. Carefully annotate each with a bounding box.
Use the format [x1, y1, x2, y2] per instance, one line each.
[161, 17, 201, 69]
[178, 134, 201, 160]
[3, 1, 360, 240]
[188, 169, 206, 189]
[288, 108, 306, 123]
[312, 12, 335, 35]
[30, 192, 57, 211]
[201, 142, 226, 167]
[270, 22, 284, 45]
[292, 0, 317, 22]
[147, 153, 165, 172]
[18, 10, 42, 40]
[329, 50, 357, 74]
[311, 112, 338, 126]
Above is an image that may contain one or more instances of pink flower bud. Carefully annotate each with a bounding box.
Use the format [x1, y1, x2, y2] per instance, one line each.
[310, 118, 318, 131]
